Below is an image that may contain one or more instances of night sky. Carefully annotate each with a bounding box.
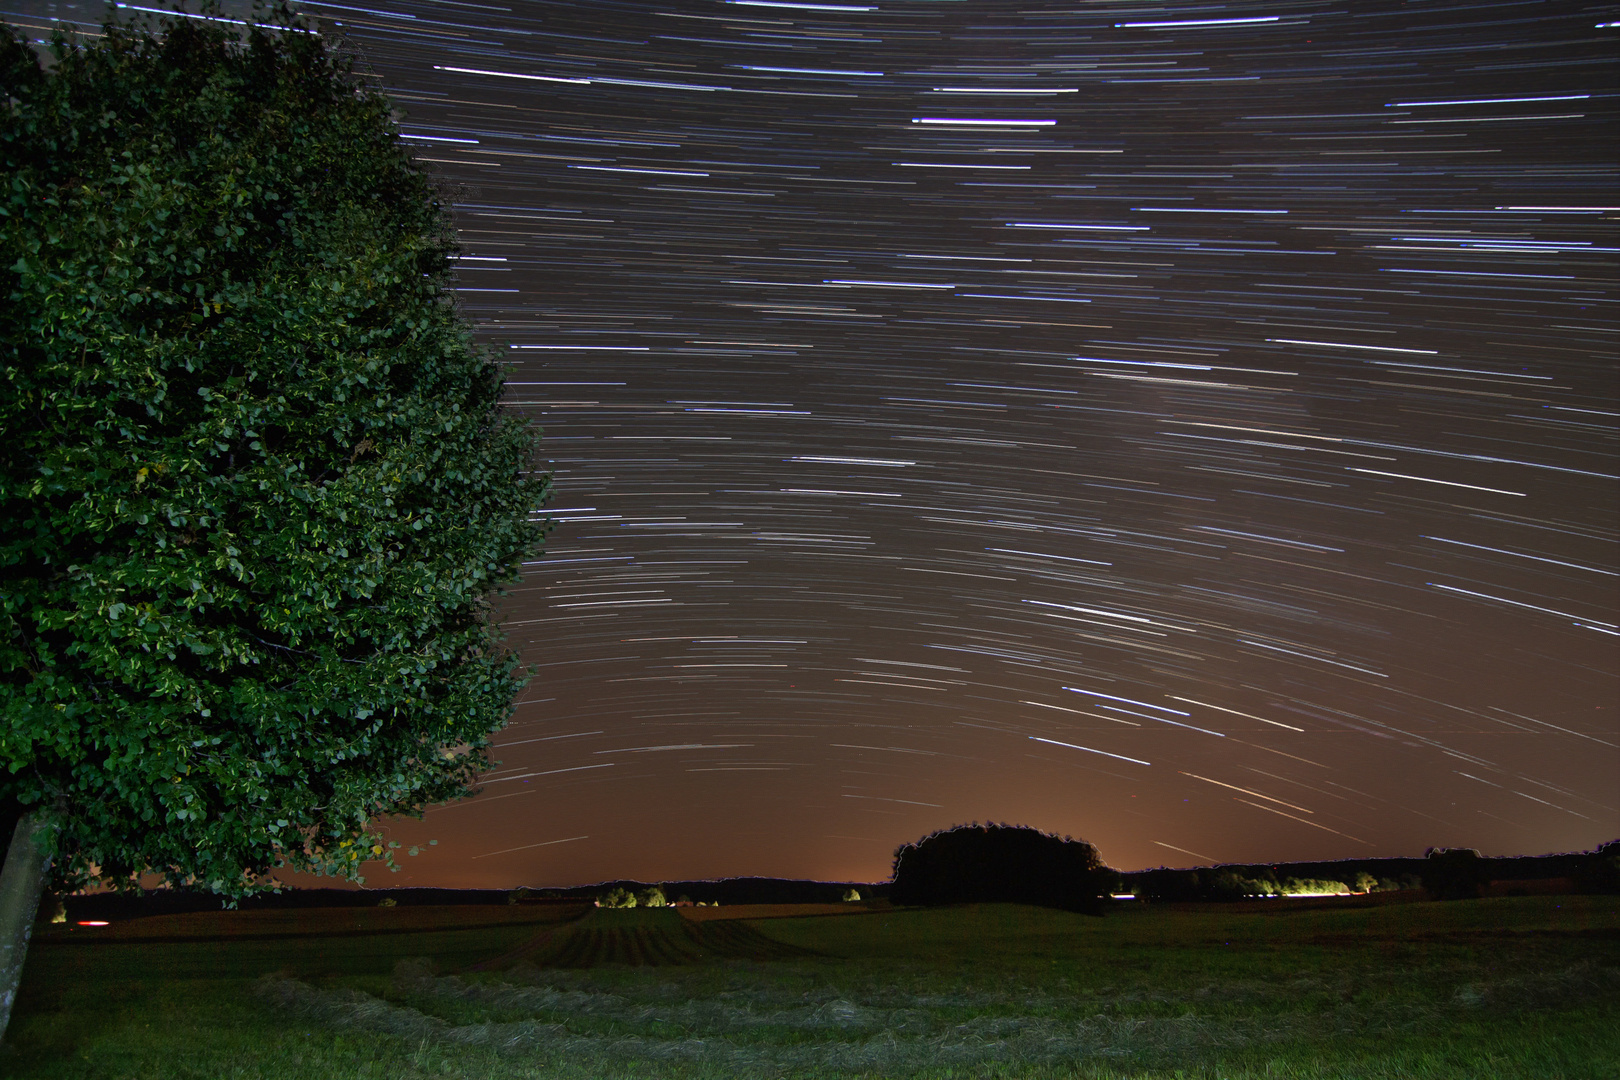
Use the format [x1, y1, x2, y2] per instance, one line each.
[13, 1, 1618, 889]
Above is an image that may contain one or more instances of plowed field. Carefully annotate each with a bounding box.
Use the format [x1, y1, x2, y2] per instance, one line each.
[474, 907, 822, 969]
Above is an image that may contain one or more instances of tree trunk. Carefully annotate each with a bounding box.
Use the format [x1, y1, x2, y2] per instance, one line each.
[0, 810, 55, 1046]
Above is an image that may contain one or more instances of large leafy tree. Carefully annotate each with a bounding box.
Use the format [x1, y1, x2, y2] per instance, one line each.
[0, 2, 547, 1032]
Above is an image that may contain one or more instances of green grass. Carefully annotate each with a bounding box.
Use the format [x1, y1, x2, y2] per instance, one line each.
[5, 895, 1617, 1079]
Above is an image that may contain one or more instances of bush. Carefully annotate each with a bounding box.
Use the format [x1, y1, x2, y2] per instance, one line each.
[1281, 877, 1350, 896]
[890, 823, 1112, 914]
[597, 887, 636, 909]
[1208, 870, 1279, 901]
[637, 886, 667, 908]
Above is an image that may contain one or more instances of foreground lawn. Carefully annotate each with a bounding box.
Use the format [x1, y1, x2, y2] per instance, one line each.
[5, 894, 1617, 1078]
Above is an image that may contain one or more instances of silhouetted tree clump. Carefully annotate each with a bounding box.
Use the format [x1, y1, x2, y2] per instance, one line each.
[890, 823, 1114, 914]
[1576, 840, 1620, 895]
[1131, 867, 1203, 902]
[1421, 847, 1487, 900]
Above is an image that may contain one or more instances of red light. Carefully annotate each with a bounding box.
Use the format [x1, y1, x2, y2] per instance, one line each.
[76, 920, 110, 927]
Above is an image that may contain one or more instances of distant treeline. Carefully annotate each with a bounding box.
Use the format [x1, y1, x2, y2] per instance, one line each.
[61, 833, 1617, 919]
[63, 876, 888, 920]
[890, 824, 1620, 909]
[506, 876, 884, 908]
[1122, 840, 1619, 902]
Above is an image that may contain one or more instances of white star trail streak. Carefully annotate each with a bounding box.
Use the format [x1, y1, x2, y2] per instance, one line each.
[19, 0, 1612, 887]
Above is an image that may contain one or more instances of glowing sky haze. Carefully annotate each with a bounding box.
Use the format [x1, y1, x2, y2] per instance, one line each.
[10, 0, 1617, 888]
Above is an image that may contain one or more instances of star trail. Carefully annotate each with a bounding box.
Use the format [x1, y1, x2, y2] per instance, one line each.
[14, 0, 1616, 888]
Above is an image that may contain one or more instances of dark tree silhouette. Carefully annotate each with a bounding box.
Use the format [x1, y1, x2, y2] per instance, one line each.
[1420, 847, 1487, 900]
[1575, 840, 1620, 895]
[1130, 867, 1203, 902]
[890, 823, 1114, 913]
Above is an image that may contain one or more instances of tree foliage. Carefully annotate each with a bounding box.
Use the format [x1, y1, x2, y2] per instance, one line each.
[1207, 869, 1278, 901]
[0, 6, 547, 898]
[891, 823, 1114, 913]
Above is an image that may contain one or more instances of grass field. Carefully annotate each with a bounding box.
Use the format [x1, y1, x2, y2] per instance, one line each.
[5, 894, 1617, 1079]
